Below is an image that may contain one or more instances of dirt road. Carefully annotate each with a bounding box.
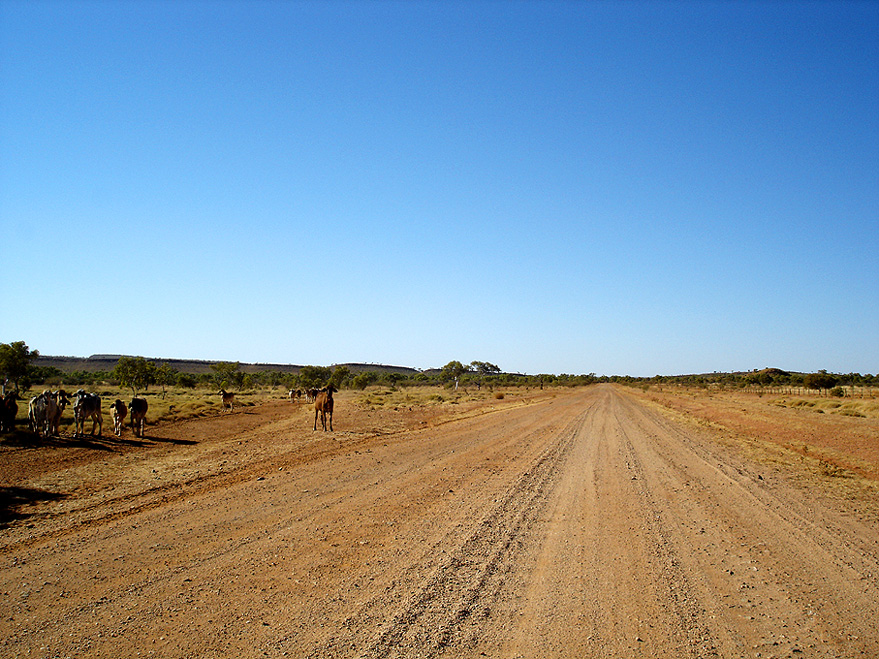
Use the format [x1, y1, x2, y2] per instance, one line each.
[2, 385, 878, 658]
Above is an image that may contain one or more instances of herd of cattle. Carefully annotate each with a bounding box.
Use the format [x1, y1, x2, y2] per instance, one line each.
[0, 383, 339, 438]
[0, 389, 148, 439]
[288, 387, 322, 403]
[288, 385, 337, 431]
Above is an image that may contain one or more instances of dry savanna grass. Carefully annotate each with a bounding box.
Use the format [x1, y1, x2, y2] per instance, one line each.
[771, 397, 879, 419]
[627, 386, 879, 505]
[346, 384, 556, 437]
[355, 385, 525, 410]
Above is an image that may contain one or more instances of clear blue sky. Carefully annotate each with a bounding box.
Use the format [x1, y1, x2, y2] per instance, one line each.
[2, 0, 877, 377]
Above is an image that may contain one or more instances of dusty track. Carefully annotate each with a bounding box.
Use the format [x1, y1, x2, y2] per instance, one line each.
[2, 385, 878, 658]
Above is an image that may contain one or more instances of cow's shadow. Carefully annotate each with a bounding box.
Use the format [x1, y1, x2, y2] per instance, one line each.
[147, 435, 197, 445]
[0, 429, 39, 447]
[41, 433, 147, 450]
[63, 432, 197, 448]
[0, 486, 67, 528]
[2, 430, 197, 450]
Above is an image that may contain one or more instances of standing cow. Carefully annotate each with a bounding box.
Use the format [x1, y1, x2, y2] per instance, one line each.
[313, 384, 337, 432]
[1, 391, 21, 433]
[219, 389, 235, 412]
[110, 399, 128, 436]
[73, 389, 102, 438]
[28, 391, 52, 437]
[47, 390, 71, 436]
[129, 397, 148, 438]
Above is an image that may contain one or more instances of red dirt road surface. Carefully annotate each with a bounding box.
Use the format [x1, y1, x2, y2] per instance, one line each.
[2, 385, 878, 658]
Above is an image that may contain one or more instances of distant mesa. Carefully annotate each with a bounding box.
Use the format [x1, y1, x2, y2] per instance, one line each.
[35, 354, 419, 376]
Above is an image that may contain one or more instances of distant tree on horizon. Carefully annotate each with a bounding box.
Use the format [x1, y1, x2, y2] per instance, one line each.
[114, 356, 157, 396]
[440, 360, 468, 384]
[299, 365, 332, 390]
[154, 362, 178, 399]
[210, 361, 242, 390]
[0, 341, 39, 392]
[470, 361, 501, 376]
[804, 370, 840, 394]
[329, 365, 350, 389]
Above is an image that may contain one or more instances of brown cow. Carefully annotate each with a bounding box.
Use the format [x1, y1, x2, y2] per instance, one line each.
[73, 389, 102, 438]
[110, 399, 128, 436]
[129, 397, 148, 438]
[313, 384, 337, 432]
[0, 391, 21, 433]
[219, 389, 235, 412]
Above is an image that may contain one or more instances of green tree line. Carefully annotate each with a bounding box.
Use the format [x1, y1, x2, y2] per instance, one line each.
[2, 341, 876, 395]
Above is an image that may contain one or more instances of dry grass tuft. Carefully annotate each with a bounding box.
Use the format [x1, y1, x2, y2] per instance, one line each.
[772, 398, 879, 419]
[354, 385, 527, 412]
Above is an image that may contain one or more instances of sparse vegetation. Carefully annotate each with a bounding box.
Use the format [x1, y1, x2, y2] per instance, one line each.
[356, 386, 505, 410]
[9, 345, 877, 412]
[633, 384, 879, 493]
[772, 398, 879, 419]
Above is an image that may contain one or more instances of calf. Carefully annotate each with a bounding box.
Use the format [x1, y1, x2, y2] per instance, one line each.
[110, 399, 128, 436]
[219, 389, 235, 412]
[129, 397, 148, 438]
[313, 384, 337, 432]
[73, 389, 102, 437]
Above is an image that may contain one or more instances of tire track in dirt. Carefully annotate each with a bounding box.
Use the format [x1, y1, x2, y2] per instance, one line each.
[3, 387, 878, 658]
[503, 386, 879, 659]
[506, 386, 717, 658]
[611, 401, 721, 658]
[1, 391, 582, 659]
[612, 389, 879, 658]
[304, 400, 598, 658]
[623, 391, 879, 588]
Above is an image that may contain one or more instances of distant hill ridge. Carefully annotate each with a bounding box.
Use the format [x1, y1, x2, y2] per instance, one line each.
[35, 355, 420, 376]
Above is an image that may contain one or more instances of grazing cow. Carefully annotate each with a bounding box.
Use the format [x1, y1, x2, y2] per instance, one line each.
[46, 390, 70, 437]
[313, 384, 337, 432]
[73, 389, 103, 437]
[0, 391, 21, 432]
[219, 389, 235, 412]
[288, 389, 302, 403]
[110, 399, 128, 436]
[129, 397, 148, 438]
